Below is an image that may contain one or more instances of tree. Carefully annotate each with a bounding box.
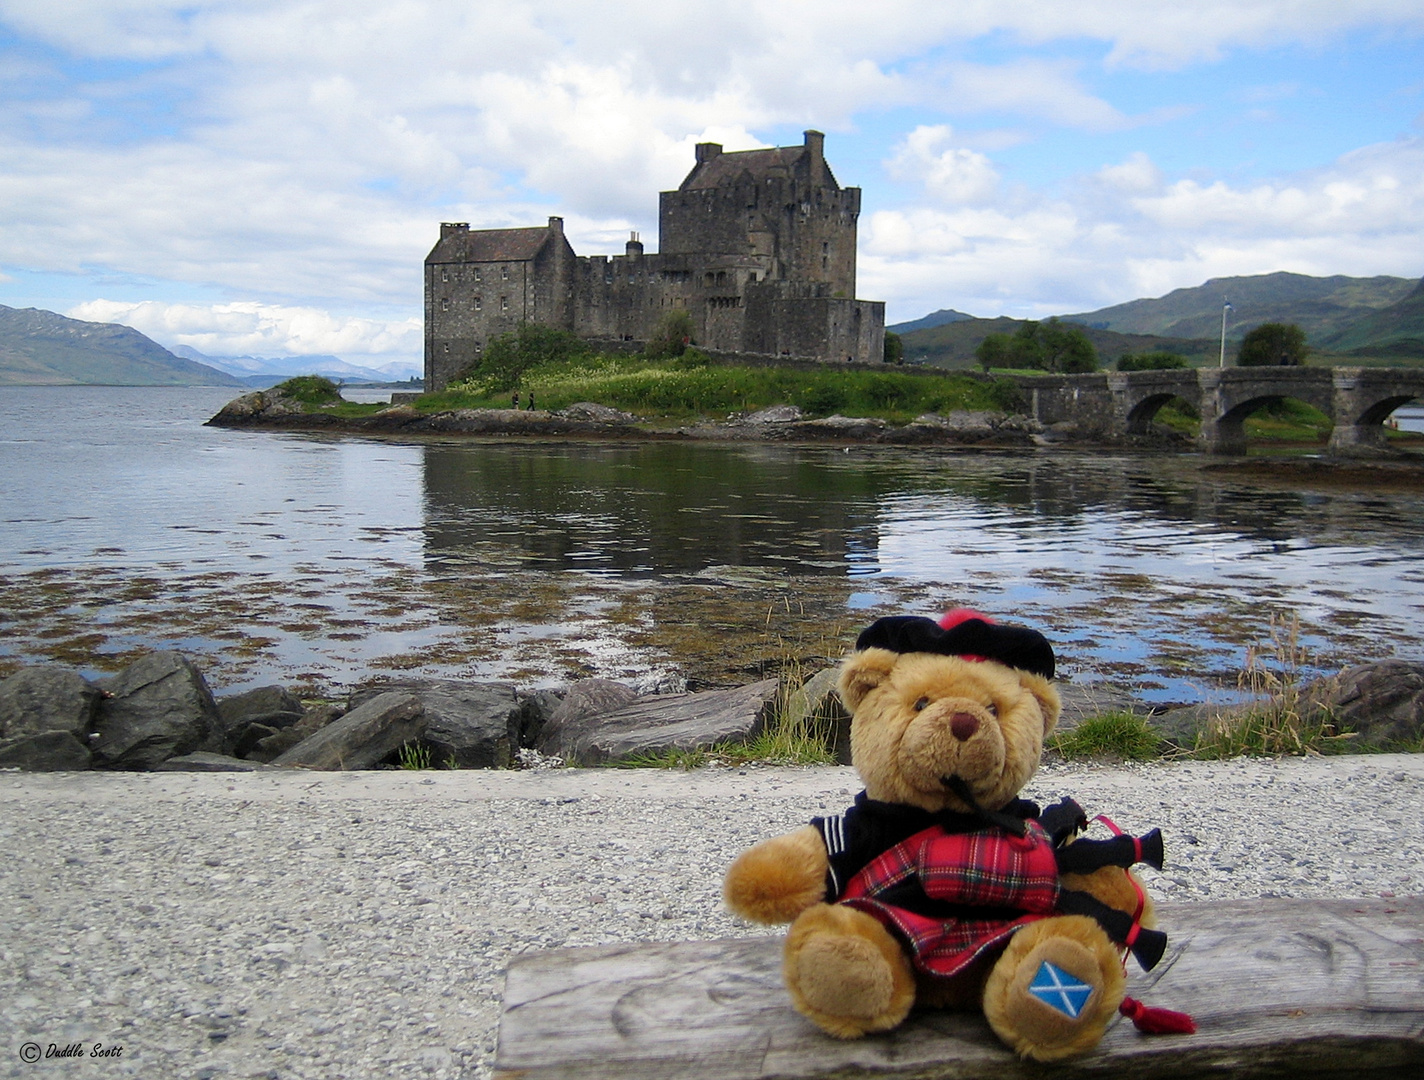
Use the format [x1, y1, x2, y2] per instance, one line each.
[1237, 322, 1309, 367]
[975, 319, 1097, 373]
[460, 322, 587, 390]
[883, 330, 904, 365]
[644, 309, 695, 359]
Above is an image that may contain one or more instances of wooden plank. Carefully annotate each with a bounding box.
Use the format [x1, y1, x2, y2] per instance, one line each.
[493, 897, 1424, 1080]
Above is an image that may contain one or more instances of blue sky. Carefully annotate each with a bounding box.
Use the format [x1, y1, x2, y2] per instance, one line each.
[1, 1, 1422, 374]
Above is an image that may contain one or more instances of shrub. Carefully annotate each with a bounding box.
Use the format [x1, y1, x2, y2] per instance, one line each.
[976, 319, 1097, 373]
[458, 323, 589, 390]
[644, 309, 695, 359]
[273, 375, 342, 405]
[1118, 352, 1188, 372]
[883, 330, 904, 365]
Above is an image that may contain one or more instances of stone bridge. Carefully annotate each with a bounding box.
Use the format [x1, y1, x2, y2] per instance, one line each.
[1017, 366, 1424, 454]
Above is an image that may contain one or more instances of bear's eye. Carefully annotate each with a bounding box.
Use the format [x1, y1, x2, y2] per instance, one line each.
[985, 702, 998, 717]
[914, 696, 930, 711]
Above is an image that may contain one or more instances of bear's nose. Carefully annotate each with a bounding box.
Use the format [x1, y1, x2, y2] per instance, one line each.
[950, 712, 980, 741]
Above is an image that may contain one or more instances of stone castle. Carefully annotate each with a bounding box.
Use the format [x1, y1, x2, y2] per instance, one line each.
[423, 131, 885, 390]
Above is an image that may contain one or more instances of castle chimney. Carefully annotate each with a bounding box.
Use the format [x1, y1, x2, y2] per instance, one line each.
[440, 222, 470, 238]
[804, 130, 824, 160]
[695, 142, 723, 164]
[626, 231, 644, 257]
[547, 215, 564, 234]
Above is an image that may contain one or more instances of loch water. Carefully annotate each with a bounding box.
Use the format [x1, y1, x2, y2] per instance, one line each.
[2, 384, 1422, 704]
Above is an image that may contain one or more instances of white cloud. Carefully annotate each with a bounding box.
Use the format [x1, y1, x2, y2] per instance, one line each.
[865, 136, 1424, 320]
[888, 126, 1002, 205]
[66, 298, 422, 368]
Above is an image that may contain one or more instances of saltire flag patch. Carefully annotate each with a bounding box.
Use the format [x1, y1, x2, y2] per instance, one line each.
[1028, 961, 1093, 1018]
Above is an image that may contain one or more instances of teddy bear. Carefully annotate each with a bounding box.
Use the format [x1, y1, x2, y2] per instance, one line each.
[724, 610, 1189, 1062]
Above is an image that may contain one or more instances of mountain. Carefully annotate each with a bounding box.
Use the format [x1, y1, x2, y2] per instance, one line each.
[170, 345, 420, 384]
[898, 315, 1215, 369]
[1064, 272, 1416, 342]
[0, 306, 245, 386]
[1318, 277, 1424, 358]
[887, 309, 975, 335]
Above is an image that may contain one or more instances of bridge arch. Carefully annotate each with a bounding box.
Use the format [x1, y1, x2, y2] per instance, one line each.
[1124, 392, 1190, 435]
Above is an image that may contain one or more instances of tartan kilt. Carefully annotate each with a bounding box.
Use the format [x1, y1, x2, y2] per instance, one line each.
[838, 821, 1062, 980]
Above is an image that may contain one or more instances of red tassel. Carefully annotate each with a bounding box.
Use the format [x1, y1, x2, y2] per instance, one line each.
[1119, 996, 1197, 1035]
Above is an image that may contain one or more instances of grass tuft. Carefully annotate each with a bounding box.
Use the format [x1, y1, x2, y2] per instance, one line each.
[1050, 711, 1162, 761]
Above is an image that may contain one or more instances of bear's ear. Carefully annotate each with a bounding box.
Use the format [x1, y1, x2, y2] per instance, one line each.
[1019, 671, 1062, 736]
[838, 648, 899, 712]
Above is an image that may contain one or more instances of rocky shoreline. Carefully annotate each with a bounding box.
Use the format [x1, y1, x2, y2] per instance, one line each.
[3, 649, 1420, 775]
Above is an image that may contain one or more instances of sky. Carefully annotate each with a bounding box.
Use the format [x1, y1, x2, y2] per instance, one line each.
[1, 1, 1422, 375]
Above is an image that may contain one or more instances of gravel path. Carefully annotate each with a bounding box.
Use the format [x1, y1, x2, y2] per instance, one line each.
[3, 754, 1422, 1080]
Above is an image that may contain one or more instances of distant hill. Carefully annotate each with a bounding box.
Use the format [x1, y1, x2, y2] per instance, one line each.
[171, 345, 421, 384]
[1064, 272, 1415, 342]
[887, 309, 975, 335]
[0, 306, 245, 386]
[1318, 277, 1424, 358]
[899, 316, 1216, 369]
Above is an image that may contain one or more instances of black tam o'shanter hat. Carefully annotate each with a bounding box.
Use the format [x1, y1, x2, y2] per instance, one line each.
[854, 609, 1055, 680]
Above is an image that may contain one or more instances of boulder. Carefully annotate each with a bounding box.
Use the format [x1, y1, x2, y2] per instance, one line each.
[0, 664, 101, 741]
[91, 652, 223, 770]
[248, 702, 344, 763]
[0, 730, 92, 771]
[348, 679, 519, 768]
[1055, 681, 1150, 730]
[271, 692, 425, 770]
[557, 402, 636, 425]
[216, 684, 306, 757]
[545, 679, 779, 766]
[536, 679, 640, 757]
[513, 689, 564, 750]
[1308, 660, 1424, 747]
[743, 405, 803, 425]
[779, 668, 851, 765]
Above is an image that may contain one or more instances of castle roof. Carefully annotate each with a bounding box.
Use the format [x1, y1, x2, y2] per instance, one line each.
[678, 140, 840, 193]
[427, 225, 553, 264]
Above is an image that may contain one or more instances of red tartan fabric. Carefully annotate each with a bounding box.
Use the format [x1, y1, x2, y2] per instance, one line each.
[838, 821, 1062, 979]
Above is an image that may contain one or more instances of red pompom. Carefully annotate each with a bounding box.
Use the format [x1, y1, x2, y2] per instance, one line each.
[1119, 996, 1197, 1035]
[938, 608, 994, 630]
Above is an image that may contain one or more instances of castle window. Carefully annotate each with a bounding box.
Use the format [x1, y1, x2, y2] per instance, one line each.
[501, 265, 509, 280]
[441, 268, 449, 282]
[500, 296, 508, 312]
[440, 297, 450, 311]
[473, 296, 482, 311]
[474, 268, 481, 282]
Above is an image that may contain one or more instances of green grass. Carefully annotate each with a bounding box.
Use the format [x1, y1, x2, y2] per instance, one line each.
[1050, 711, 1162, 761]
[397, 742, 433, 770]
[273, 375, 344, 406]
[417, 353, 1022, 423]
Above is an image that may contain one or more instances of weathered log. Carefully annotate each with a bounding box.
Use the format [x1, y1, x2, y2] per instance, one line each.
[494, 896, 1424, 1080]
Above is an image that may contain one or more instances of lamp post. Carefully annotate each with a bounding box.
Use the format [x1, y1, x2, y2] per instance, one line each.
[1219, 301, 1233, 368]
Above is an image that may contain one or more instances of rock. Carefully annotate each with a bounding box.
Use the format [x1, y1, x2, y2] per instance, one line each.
[217, 685, 305, 729]
[743, 405, 803, 424]
[787, 415, 888, 441]
[780, 668, 851, 765]
[155, 752, 273, 772]
[1150, 701, 1254, 747]
[216, 684, 306, 756]
[249, 702, 343, 763]
[1308, 660, 1424, 747]
[271, 692, 425, 770]
[545, 679, 779, 766]
[557, 402, 636, 425]
[0, 730, 92, 771]
[348, 680, 519, 768]
[91, 652, 223, 770]
[536, 679, 640, 757]
[0, 664, 101, 741]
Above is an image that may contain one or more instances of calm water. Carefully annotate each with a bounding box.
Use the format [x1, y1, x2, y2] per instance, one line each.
[2, 385, 1422, 703]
